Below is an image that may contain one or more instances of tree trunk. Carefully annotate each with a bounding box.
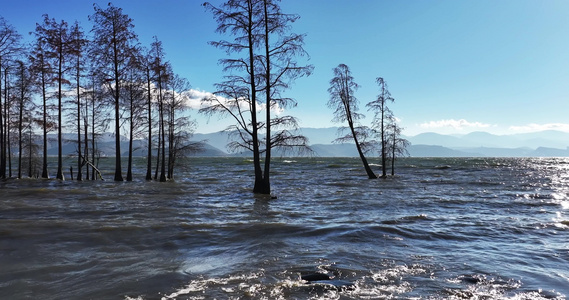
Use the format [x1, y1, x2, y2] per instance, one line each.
[56, 49, 64, 180]
[158, 71, 166, 182]
[247, 0, 263, 194]
[154, 125, 160, 180]
[391, 131, 396, 176]
[349, 119, 377, 179]
[381, 111, 387, 178]
[41, 62, 48, 178]
[17, 76, 23, 179]
[91, 81, 96, 180]
[112, 27, 123, 182]
[145, 66, 152, 180]
[28, 127, 33, 178]
[7, 96, 12, 178]
[76, 57, 82, 181]
[126, 83, 133, 182]
[260, 0, 272, 195]
[84, 117, 89, 180]
[0, 60, 5, 179]
[126, 83, 134, 181]
[167, 96, 173, 179]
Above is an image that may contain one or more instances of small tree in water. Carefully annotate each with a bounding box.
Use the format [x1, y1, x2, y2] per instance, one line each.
[367, 77, 394, 178]
[327, 63, 377, 179]
[386, 115, 409, 176]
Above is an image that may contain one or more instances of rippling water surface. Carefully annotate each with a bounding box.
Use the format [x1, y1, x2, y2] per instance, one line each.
[1, 157, 568, 299]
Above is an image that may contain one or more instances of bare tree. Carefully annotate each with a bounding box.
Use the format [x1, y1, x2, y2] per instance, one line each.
[143, 51, 153, 181]
[256, 0, 313, 194]
[30, 25, 54, 179]
[149, 37, 169, 182]
[90, 3, 139, 181]
[165, 73, 202, 179]
[367, 77, 394, 178]
[386, 116, 409, 176]
[35, 15, 73, 180]
[203, 0, 311, 194]
[0, 16, 22, 179]
[15, 59, 35, 178]
[84, 72, 110, 180]
[328, 63, 377, 179]
[69, 21, 87, 181]
[123, 50, 145, 181]
[202, 0, 264, 192]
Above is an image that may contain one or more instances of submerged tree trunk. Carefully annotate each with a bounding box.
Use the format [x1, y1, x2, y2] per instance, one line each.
[158, 71, 166, 182]
[247, 0, 263, 194]
[41, 63, 48, 178]
[17, 72, 23, 179]
[27, 127, 33, 178]
[260, 0, 272, 195]
[381, 116, 387, 178]
[84, 117, 89, 180]
[126, 83, 134, 182]
[56, 49, 64, 180]
[0, 63, 4, 179]
[350, 122, 377, 179]
[76, 56, 82, 181]
[91, 80, 96, 180]
[145, 66, 152, 180]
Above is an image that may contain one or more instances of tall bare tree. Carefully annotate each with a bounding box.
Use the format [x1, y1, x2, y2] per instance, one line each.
[328, 63, 377, 179]
[367, 77, 394, 178]
[15, 59, 35, 179]
[123, 50, 145, 181]
[35, 15, 72, 180]
[30, 26, 54, 179]
[90, 3, 138, 181]
[202, 0, 264, 192]
[0, 16, 22, 179]
[69, 21, 88, 181]
[150, 37, 168, 182]
[203, 0, 311, 194]
[143, 50, 153, 181]
[256, 0, 313, 194]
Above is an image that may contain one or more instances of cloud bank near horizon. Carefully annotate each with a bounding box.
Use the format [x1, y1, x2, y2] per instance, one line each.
[419, 119, 493, 131]
[509, 123, 569, 133]
[415, 119, 569, 135]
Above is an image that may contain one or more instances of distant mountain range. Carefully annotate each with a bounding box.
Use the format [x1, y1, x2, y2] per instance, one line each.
[195, 128, 569, 157]
[33, 128, 569, 158]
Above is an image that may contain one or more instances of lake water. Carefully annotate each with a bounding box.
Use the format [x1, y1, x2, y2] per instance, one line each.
[0, 157, 568, 299]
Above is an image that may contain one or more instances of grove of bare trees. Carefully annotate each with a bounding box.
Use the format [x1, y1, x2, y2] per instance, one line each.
[0, 3, 200, 182]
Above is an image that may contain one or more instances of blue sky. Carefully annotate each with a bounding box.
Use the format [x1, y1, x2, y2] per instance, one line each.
[3, 0, 569, 136]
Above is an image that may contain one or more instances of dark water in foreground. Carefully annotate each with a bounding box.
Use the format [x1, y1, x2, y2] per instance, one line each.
[1, 157, 568, 299]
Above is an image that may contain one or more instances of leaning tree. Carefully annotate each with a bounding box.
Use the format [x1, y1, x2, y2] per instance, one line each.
[328, 63, 377, 179]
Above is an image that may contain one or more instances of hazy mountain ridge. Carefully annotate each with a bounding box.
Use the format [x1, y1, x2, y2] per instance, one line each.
[33, 128, 569, 157]
[195, 128, 569, 157]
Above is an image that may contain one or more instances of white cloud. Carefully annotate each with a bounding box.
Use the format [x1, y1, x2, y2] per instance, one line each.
[184, 89, 212, 110]
[509, 123, 569, 133]
[419, 119, 492, 130]
[186, 88, 284, 114]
